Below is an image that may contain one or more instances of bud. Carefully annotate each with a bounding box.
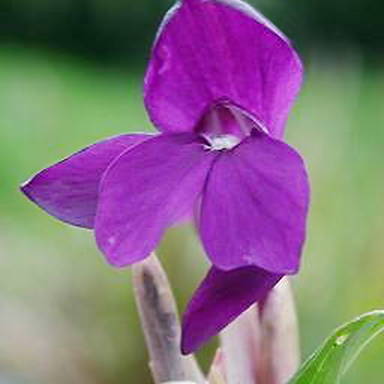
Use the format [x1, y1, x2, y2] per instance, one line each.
[132, 254, 204, 384]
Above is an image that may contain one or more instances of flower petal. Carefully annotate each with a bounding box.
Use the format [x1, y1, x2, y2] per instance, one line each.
[200, 130, 310, 274]
[144, 0, 302, 138]
[95, 133, 216, 267]
[181, 265, 282, 354]
[21, 134, 151, 228]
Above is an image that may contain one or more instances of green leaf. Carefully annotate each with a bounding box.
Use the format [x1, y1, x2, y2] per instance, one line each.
[289, 311, 384, 384]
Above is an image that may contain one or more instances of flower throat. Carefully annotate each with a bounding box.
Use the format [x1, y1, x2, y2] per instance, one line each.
[198, 101, 265, 151]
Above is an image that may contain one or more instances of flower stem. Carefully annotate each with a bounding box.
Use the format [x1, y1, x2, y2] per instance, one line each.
[258, 278, 300, 384]
[207, 349, 226, 384]
[220, 307, 261, 384]
[132, 254, 205, 384]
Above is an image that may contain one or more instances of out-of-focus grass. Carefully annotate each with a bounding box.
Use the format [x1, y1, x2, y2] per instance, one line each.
[0, 46, 383, 383]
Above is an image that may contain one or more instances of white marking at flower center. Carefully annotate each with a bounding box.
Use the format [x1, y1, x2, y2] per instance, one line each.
[206, 134, 240, 151]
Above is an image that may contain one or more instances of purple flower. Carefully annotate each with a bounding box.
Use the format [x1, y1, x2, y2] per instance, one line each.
[21, 0, 310, 353]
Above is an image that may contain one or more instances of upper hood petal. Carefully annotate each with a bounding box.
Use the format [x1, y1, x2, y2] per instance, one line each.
[144, 0, 303, 138]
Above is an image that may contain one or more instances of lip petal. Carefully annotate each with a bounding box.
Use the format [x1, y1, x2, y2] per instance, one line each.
[144, 0, 303, 138]
[199, 130, 310, 274]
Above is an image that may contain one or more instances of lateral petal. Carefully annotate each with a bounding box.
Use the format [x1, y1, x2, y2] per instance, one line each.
[200, 131, 310, 274]
[21, 134, 151, 228]
[181, 265, 282, 354]
[95, 133, 216, 267]
[145, 0, 302, 138]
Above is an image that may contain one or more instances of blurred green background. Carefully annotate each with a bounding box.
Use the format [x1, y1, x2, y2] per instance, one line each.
[0, 0, 383, 383]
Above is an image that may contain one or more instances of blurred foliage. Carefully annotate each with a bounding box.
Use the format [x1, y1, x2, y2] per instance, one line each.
[0, 0, 384, 383]
[1, 0, 173, 65]
[1, 0, 384, 64]
[270, 0, 384, 58]
[0, 47, 383, 383]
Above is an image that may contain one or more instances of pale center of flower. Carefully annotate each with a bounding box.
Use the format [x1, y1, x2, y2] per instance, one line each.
[205, 134, 240, 151]
[198, 100, 266, 152]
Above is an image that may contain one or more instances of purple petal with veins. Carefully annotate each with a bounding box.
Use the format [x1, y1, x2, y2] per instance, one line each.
[95, 133, 216, 267]
[145, 0, 303, 138]
[181, 265, 283, 354]
[199, 130, 310, 274]
[21, 134, 151, 228]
